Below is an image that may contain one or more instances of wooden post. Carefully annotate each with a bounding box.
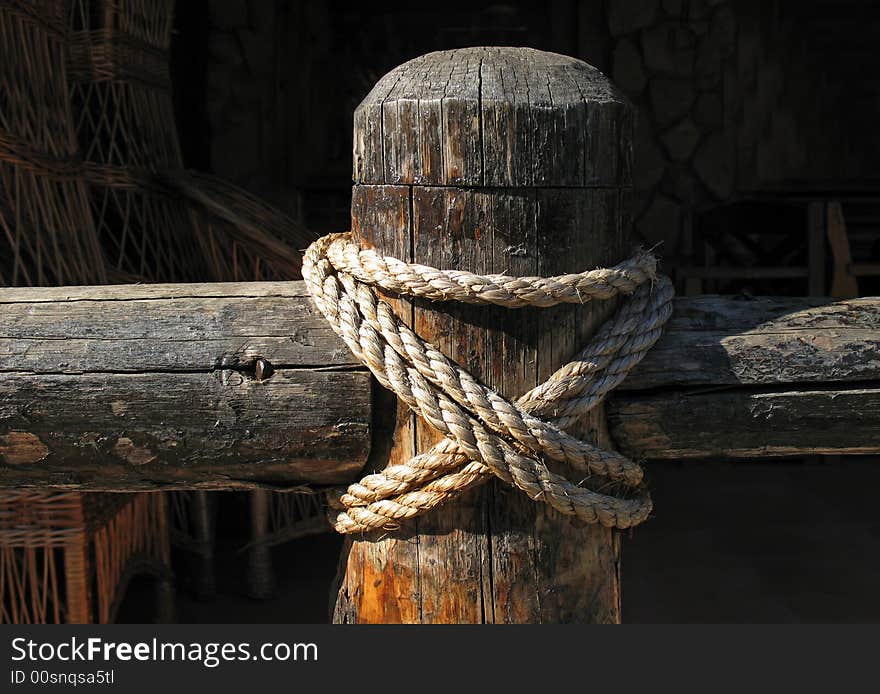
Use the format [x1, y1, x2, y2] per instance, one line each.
[247, 489, 276, 599]
[333, 47, 633, 623]
[2, 283, 879, 488]
[190, 491, 216, 601]
[827, 201, 859, 299]
[807, 200, 826, 296]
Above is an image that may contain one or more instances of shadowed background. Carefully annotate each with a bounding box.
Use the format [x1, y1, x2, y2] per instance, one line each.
[132, 0, 880, 622]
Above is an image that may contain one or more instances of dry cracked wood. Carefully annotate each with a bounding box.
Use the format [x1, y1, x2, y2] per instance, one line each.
[1, 282, 878, 490]
[336, 46, 633, 624]
[607, 294, 880, 459]
[0, 282, 370, 490]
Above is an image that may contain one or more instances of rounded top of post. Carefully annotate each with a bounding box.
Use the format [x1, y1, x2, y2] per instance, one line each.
[353, 47, 632, 188]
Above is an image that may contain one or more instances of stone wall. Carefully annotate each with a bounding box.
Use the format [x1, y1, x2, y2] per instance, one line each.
[184, 1, 880, 624]
[610, 0, 822, 259]
[196, 0, 874, 256]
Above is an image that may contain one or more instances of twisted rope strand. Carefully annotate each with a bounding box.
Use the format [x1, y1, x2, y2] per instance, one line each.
[303, 233, 674, 534]
[328, 236, 658, 307]
[346, 275, 645, 484]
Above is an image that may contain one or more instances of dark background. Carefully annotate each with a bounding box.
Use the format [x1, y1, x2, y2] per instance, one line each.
[173, 0, 880, 289]
[131, 0, 880, 622]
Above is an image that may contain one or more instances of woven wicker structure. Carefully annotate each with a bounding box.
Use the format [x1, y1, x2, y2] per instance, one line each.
[67, 0, 309, 282]
[0, 0, 173, 625]
[0, 0, 105, 285]
[67, 0, 207, 281]
[65, 0, 319, 601]
[0, 492, 172, 624]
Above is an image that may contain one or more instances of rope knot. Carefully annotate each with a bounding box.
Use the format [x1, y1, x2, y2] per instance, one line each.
[303, 232, 674, 534]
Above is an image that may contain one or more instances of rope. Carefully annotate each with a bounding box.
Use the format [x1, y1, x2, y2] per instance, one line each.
[303, 232, 675, 534]
[327, 238, 659, 307]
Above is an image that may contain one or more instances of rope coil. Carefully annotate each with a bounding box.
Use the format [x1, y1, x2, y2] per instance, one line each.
[303, 232, 674, 534]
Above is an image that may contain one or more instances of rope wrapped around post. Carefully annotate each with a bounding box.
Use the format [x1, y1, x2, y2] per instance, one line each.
[303, 232, 675, 534]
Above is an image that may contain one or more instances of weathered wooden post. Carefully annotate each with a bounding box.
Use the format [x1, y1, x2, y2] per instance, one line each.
[247, 489, 275, 599]
[2, 286, 877, 488]
[334, 47, 633, 623]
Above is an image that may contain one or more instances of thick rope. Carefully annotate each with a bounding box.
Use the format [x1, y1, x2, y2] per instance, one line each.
[303, 233, 674, 534]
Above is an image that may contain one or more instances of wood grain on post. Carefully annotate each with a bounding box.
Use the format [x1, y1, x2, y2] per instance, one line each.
[334, 47, 633, 623]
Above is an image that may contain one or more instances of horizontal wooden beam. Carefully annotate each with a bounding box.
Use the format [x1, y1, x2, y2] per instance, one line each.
[608, 386, 880, 460]
[618, 295, 880, 390]
[608, 294, 880, 460]
[0, 284, 878, 489]
[0, 282, 371, 490]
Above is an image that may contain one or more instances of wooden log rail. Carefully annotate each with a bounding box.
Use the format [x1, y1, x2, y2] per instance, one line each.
[2, 47, 879, 625]
[0, 282, 371, 490]
[610, 294, 880, 459]
[1, 284, 877, 488]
